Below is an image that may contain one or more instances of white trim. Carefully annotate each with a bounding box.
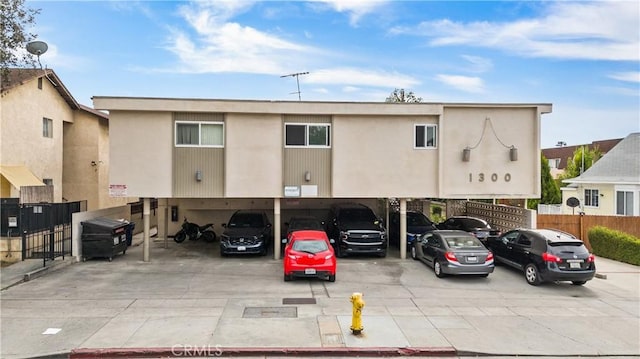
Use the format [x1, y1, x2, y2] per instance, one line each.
[284, 122, 331, 148]
[174, 121, 225, 148]
[413, 124, 438, 149]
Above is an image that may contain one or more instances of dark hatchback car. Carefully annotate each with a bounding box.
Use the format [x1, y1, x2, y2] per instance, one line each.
[220, 210, 272, 256]
[284, 216, 325, 240]
[411, 230, 494, 278]
[486, 228, 596, 286]
[436, 216, 501, 245]
[326, 203, 387, 258]
[389, 210, 437, 247]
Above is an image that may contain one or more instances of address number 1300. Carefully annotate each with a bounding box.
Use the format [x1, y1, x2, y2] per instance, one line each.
[469, 173, 512, 183]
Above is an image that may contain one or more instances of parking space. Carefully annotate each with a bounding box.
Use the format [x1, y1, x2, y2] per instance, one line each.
[2, 236, 639, 358]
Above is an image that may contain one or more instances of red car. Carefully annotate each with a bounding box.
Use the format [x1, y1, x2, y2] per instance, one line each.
[283, 230, 336, 282]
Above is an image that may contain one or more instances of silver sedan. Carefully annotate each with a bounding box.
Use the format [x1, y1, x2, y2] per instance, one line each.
[411, 230, 495, 278]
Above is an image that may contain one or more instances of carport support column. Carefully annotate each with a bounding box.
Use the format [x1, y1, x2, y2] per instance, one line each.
[400, 198, 407, 259]
[143, 197, 150, 262]
[274, 198, 281, 260]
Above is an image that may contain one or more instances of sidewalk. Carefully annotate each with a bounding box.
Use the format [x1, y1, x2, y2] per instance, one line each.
[1, 234, 638, 359]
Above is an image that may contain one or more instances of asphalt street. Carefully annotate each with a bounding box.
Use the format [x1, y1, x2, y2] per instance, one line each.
[1, 233, 638, 359]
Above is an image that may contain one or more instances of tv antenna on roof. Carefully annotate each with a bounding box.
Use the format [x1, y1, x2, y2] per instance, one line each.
[281, 71, 309, 101]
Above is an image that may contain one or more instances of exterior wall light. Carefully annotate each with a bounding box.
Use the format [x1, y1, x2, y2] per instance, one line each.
[462, 148, 471, 162]
[510, 147, 518, 161]
[195, 170, 202, 181]
[304, 171, 311, 182]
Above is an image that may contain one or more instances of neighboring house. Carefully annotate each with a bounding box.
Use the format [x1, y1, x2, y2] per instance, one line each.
[542, 138, 622, 178]
[561, 133, 640, 216]
[0, 68, 130, 210]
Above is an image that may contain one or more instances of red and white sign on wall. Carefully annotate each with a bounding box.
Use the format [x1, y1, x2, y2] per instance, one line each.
[109, 184, 128, 197]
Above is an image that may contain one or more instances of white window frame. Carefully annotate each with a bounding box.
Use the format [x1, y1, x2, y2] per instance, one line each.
[174, 121, 224, 148]
[414, 124, 438, 149]
[615, 189, 635, 216]
[548, 158, 561, 169]
[43, 117, 53, 138]
[284, 123, 331, 148]
[584, 188, 599, 208]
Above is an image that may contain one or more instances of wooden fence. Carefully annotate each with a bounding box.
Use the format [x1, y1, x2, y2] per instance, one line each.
[537, 214, 640, 250]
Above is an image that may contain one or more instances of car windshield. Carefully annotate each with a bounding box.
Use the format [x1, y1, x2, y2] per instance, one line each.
[292, 239, 329, 253]
[228, 213, 263, 228]
[459, 218, 489, 228]
[444, 236, 484, 249]
[339, 208, 377, 222]
[408, 213, 433, 226]
[290, 218, 323, 230]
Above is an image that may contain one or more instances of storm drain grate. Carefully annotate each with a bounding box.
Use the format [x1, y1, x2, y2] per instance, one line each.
[283, 298, 316, 305]
[243, 306, 297, 318]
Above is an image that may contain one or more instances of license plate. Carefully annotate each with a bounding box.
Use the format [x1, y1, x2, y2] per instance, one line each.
[305, 268, 316, 275]
[477, 232, 488, 238]
[237, 246, 246, 251]
[466, 256, 478, 263]
[569, 262, 581, 269]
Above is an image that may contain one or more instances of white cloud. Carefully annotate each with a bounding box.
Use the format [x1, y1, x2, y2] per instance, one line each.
[166, 2, 315, 74]
[308, 0, 388, 26]
[435, 74, 484, 93]
[461, 55, 492, 73]
[391, 2, 639, 62]
[608, 72, 640, 83]
[306, 68, 420, 88]
[343, 86, 360, 92]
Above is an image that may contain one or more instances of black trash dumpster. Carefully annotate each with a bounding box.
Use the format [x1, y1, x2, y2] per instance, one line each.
[81, 218, 128, 261]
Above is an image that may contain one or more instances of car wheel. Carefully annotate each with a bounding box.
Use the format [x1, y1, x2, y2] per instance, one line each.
[336, 245, 345, 258]
[328, 274, 336, 282]
[410, 246, 418, 260]
[434, 261, 446, 278]
[378, 251, 387, 258]
[524, 263, 541, 286]
[572, 280, 587, 286]
[284, 273, 292, 282]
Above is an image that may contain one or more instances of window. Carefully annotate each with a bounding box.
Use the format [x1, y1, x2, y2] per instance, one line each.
[548, 158, 561, 169]
[285, 123, 330, 147]
[43, 178, 53, 186]
[584, 189, 599, 207]
[175, 121, 224, 147]
[414, 124, 437, 148]
[616, 191, 634, 216]
[43, 118, 52, 138]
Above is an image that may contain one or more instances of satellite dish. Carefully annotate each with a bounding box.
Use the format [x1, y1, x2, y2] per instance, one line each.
[26, 41, 48, 56]
[566, 197, 580, 208]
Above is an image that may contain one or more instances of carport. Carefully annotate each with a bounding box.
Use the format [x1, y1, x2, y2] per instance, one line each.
[93, 97, 551, 262]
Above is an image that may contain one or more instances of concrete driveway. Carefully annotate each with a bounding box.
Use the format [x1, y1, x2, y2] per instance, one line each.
[1, 236, 638, 358]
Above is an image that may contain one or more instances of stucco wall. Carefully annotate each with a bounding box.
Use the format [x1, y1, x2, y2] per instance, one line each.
[1, 76, 73, 202]
[109, 111, 173, 197]
[440, 107, 540, 199]
[332, 115, 439, 197]
[225, 113, 283, 197]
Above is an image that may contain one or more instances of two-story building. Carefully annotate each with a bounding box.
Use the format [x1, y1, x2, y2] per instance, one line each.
[93, 96, 552, 259]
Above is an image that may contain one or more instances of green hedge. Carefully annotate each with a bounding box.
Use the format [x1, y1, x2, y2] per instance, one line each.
[588, 226, 640, 266]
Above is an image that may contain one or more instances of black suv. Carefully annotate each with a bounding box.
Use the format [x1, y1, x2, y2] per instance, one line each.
[486, 228, 596, 286]
[326, 203, 387, 258]
[220, 210, 272, 256]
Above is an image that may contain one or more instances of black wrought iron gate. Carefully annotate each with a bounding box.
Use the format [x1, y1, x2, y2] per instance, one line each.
[20, 201, 85, 266]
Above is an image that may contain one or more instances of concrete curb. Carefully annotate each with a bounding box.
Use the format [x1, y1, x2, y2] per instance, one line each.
[69, 346, 458, 358]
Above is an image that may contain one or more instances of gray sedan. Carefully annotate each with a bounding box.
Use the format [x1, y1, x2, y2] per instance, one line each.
[411, 230, 494, 278]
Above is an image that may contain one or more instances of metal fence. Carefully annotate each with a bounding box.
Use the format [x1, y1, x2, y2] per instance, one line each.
[19, 201, 86, 266]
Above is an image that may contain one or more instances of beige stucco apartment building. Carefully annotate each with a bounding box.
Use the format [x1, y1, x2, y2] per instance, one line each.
[1, 69, 130, 210]
[93, 96, 552, 259]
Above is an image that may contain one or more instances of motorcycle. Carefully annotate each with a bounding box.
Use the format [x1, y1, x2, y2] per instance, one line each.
[174, 217, 216, 243]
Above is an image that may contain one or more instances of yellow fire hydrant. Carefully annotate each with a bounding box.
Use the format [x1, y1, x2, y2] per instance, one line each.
[350, 292, 365, 335]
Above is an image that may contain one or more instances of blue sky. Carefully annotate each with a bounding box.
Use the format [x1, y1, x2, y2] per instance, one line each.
[28, 0, 639, 148]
